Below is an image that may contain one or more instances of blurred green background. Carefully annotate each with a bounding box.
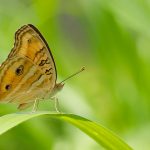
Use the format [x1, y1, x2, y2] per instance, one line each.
[0, 0, 150, 149]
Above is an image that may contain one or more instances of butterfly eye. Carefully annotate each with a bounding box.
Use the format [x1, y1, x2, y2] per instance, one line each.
[5, 84, 11, 91]
[16, 65, 24, 76]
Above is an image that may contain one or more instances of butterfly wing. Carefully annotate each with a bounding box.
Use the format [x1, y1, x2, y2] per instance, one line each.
[0, 24, 57, 107]
[9, 24, 57, 80]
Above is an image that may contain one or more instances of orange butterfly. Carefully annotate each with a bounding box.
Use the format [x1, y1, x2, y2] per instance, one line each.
[0, 24, 84, 111]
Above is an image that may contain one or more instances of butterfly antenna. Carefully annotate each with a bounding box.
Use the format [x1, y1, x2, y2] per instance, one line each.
[60, 67, 85, 84]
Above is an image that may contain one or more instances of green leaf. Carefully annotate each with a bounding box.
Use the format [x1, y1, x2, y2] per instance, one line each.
[0, 111, 132, 150]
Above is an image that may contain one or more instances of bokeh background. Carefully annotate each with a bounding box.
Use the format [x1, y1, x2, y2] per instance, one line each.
[0, 0, 150, 149]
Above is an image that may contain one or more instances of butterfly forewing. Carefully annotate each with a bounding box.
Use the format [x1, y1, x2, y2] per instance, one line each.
[9, 24, 57, 80]
[0, 24, 57, 108]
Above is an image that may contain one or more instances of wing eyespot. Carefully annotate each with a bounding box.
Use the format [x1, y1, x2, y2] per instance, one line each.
[16, 65, 24, 76]
[5, 84, 11, 91]
[27, 39, 32, 43]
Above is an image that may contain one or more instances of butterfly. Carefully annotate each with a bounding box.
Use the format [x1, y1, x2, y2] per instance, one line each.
[0, 24, 84, 112]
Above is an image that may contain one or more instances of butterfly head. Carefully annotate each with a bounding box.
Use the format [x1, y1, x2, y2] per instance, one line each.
[50, 67, 85, 97]
[55, 83, 65, 92]
[51, 82, 65, 97]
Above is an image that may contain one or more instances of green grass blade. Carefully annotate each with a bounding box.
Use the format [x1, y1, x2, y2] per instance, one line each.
[0, 111, 132, 150]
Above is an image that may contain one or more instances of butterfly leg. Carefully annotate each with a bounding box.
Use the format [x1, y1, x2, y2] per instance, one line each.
[32, 99, 39, 112]
[51, 97, 61, 113]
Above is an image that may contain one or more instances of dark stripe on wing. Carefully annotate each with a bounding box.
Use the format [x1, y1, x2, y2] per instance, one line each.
[28, 24, 57, 80]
